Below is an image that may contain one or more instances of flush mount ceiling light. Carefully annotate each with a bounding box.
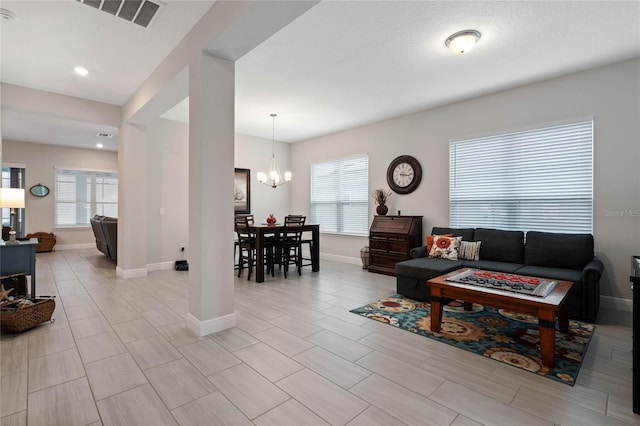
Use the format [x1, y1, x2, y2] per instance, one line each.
[74, 66, 90, 76]
[445, 30, 481, 54]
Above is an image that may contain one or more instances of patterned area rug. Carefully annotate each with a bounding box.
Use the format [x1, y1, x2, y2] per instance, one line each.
[350, 294, 594, 385]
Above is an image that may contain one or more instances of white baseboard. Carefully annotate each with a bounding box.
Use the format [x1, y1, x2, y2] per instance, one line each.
[55, 243, 95, 250]
[186, 312, 236, 337]
[320, 253, 362, 266]
[116, 266, 148, 278]
[600, 295, 632, 312]
[147, 261, 175, 272]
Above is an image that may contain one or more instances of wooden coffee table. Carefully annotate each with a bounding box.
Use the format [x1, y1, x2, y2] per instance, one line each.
[427, 268, 573, 368]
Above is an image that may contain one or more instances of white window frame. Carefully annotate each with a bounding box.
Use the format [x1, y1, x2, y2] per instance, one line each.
[449, 119, 593, 234]
[54, 167, 118, 226]
[310, 154, 369, 236]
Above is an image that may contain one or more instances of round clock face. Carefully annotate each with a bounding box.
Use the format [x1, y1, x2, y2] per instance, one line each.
[387, 155, 422, 194]
[393, 163, 414, 187]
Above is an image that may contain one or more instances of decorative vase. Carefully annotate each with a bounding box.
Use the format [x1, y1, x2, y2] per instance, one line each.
[266, 214, 277, 224]
[376, 204, 389, 215]
[360, 246, 370, 269]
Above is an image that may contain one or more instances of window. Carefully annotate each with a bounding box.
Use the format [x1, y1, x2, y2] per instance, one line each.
[55, 168, 118, 225]
[310, 155, 369, 235]
[1, 165, 25, 237]
[449, 120, 593, 233]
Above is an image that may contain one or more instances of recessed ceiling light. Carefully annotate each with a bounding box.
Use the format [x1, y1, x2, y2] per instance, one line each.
[96, 143, 104, 149]
[0, 8, 16, 21]
[445, 30, 481, 54]
[74, 66, 90, 76]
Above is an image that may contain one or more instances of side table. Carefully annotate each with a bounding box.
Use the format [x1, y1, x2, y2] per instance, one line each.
[0, 239, 38, 296]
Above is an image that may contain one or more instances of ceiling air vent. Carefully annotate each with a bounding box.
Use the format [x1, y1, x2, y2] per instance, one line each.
[76, 0, 162, 28]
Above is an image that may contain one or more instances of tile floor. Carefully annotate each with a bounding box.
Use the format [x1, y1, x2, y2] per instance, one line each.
[1, 248, 639, 425]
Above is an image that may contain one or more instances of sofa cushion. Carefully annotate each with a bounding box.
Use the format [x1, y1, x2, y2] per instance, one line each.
[459, 241, 481, 261]
[514, 265, 583, 292]
[395, 258, 463, 281]
[431, 227, 475, 241]
[461, 260, 523, 273]
[525, 231, 594, 270]
[474, 228, 525, 264]
[426, 233, 452, 254]
[429, 236, 462, 260]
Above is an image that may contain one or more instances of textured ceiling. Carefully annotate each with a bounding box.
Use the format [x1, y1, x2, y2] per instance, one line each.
[232, 0, 640, 142]
[2, 1, 639, 151]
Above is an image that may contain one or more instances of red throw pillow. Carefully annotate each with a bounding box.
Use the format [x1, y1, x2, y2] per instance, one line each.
[426, 233, 453, 254]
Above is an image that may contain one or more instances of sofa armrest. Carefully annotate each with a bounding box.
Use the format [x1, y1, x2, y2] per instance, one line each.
[410, 246, 428, 259]
[581, 258, 604, 322]
[582, 259, 604, 281]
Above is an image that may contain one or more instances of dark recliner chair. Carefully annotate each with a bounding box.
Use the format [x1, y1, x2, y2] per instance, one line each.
[90, 215, 118, 261]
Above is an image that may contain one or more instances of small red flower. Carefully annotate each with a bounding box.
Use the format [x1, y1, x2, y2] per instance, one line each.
[436, 238, 451, 249]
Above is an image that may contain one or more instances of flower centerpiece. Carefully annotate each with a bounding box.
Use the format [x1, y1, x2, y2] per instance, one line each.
[266, 214, 277, 224]
[371, 188, 391, 215]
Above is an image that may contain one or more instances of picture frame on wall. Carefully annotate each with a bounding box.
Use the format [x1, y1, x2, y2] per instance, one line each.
[234, 168, 251, 214]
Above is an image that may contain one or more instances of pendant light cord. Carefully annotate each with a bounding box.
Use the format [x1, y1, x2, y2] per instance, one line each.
[271, 113, 277, 159]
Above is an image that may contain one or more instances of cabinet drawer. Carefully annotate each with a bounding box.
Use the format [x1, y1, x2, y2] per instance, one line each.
[388, 242, 409, 254]
[387, 235, 408, 243]
[370, 253, 405, 268]
[370, 240, 388, 251]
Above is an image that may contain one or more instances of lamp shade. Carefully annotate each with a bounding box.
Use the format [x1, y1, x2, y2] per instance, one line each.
[0, 188, 26, 209]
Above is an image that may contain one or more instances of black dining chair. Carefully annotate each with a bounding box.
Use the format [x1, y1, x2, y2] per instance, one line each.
[235, 215, 255, 279]
[276, 215, 306, 278]
[286, 215, 313, 268]
[235, 215, 275, 280]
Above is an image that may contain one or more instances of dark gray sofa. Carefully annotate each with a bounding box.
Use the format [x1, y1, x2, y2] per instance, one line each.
[395, 227, 604, 322]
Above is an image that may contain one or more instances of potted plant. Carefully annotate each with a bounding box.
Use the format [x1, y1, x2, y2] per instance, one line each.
[371, 188, 391, 215]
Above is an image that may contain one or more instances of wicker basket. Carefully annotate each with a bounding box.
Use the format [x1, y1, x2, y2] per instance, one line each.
[1, 273, 27, 296]
[1, 298, 55, 333]
[26, 232, 56, 252]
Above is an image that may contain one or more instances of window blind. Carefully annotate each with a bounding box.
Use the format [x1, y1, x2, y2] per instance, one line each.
[449, 120, 593, 233]
[55, 168, 118, 225]
[310, 155, 369, 235]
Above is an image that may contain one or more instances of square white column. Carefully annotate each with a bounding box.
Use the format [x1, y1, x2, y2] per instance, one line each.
[187, 52, 236, 335]
[117, 122, 148, 278]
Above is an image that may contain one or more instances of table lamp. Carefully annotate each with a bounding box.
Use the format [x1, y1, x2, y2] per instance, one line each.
[0, 188, 26, 244]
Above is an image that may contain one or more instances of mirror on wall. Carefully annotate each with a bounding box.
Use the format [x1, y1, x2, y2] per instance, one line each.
[30, 183, 49, 197]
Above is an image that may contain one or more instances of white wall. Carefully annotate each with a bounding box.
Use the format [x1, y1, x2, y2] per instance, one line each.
[1, 140, 119, 247]
[146, 119, 190, 266]
[235, 133, 292, 223]
[143, 119, 292, 266]
[291, 58, 640, 301]
[2, 122, 293, 265]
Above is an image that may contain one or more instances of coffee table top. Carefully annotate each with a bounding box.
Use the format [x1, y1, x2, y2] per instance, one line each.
[428, 268, 573, 308]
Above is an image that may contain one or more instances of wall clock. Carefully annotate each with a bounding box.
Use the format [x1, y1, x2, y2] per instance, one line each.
[387, 155, 422, 194]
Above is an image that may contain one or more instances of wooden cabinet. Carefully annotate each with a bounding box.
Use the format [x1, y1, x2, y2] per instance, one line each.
[368, 215, 423, 276]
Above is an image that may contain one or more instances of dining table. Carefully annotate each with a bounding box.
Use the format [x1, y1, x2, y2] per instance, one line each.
[250, 223, 320, 283]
